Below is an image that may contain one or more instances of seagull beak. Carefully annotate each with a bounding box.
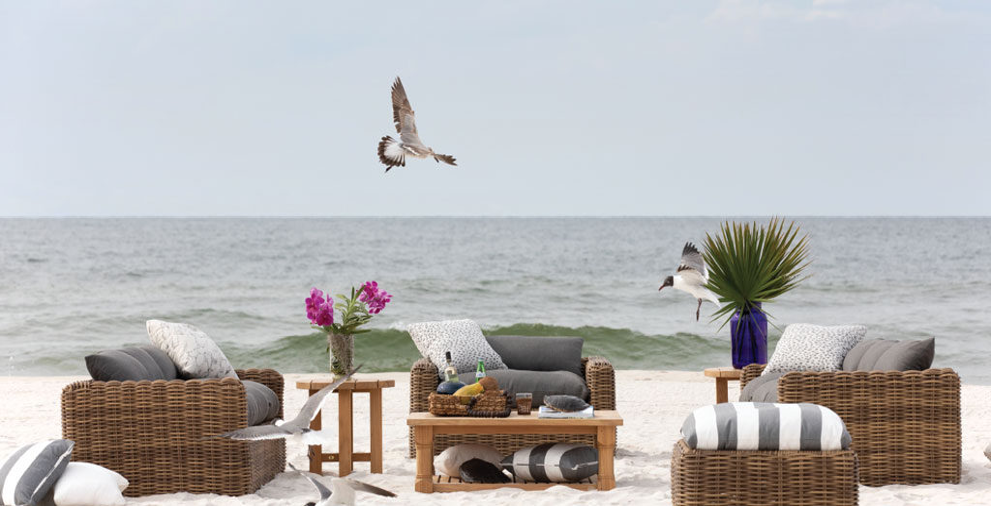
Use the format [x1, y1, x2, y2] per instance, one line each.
[658, 285, 664, 291]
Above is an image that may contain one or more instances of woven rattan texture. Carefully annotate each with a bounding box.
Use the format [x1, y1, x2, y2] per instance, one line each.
[671, 439, 859, 506]
[740, 363, 961, 486]
[61, 369, 286, 496]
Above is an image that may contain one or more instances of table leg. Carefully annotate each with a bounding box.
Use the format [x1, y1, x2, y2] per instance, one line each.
[370, 388, 383, 473]
[596, 426, 616, 491]
[338, 389, 353, 476]
[715, 378, 729, 404]
[308, 388, 322, 475]
[414, 426, 434, 493]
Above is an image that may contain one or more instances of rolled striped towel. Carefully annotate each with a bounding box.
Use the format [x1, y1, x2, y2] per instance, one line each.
[681, 402, 851, 451]
[501, 443, 598, 483]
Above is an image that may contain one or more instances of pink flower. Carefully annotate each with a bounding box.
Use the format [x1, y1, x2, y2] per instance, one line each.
[359, 281, 391, 314]
[306, 287, 334, 326]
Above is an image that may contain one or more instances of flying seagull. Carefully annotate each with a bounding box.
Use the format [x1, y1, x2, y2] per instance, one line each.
[214, 365, 362, 445]
[287, 462, 396, 506]
[659, 242, 720, 321]
[377, 76, 457, 172]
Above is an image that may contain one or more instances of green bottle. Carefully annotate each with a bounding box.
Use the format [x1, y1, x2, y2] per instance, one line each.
[475, 359, 486, 383]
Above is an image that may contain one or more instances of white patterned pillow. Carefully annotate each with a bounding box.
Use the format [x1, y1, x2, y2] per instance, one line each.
[146, 320, 238, 379]
[763, 323, 867, 375]
[408, 319, 507, 380]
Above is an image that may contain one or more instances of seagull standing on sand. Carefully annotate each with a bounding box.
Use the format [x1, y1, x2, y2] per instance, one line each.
[215, 366, 361, 445]
[377, 76, 457, 172]
[287, 462, 396, 506]
[659, 242, 720, 321]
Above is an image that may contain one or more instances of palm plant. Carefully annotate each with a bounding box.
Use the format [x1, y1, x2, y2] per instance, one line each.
[702, 218, 811, 329]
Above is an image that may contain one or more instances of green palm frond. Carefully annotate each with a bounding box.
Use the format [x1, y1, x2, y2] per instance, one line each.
[702, 218, 811, 330]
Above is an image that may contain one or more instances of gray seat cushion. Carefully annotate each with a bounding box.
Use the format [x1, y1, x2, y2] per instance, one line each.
[739, 372, 785, 403]
[484, 335, 584, 377]
[85, 346, 179, 381]
[842, 338, 935, 372]
[458, 369, 589, 407]
[243, 380, 280, 426]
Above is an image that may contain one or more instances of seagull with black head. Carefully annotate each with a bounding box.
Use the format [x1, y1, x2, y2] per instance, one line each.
[659, 242, 720, 321]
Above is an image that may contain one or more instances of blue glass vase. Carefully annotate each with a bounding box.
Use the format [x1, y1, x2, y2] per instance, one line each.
[730, 303, 768, 369]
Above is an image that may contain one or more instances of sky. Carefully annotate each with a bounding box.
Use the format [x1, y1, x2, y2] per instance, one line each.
[0, 1, 989, 216]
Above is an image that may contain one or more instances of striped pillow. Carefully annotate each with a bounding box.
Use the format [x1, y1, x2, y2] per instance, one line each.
[501, 443, 598, 483]
[681, 403, 851, 451]
[0, 440, 74, 506]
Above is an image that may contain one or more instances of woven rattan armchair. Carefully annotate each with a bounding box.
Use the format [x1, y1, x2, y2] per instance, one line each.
[740, 364, 961, 486]
[408, 356, 616, 457]
[61, 369, 286, 497]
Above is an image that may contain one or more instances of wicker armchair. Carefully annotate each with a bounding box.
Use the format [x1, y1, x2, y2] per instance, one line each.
[61, 369, 287, 497]
[408, 356, 616, 457]
[741, 364, 961, 486]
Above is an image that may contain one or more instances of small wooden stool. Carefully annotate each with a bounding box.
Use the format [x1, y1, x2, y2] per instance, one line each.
[296, 378, 395, 476]
[703, 367, 742, 403]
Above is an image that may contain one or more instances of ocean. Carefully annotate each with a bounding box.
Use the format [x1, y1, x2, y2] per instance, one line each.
[0, 217, 988, 383]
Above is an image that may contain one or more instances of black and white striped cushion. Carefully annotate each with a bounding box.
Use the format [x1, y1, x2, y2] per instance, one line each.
[501, 443, 598, 483]
[0, 440, 74, 506]
[681, 403, 851, 451]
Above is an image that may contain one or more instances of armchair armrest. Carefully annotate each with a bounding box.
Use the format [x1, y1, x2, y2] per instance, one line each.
[740, 363, 766, 390]
[583, 356, 616, 410]
[410, 357, 439, 414]
[237, 368, 284, 419]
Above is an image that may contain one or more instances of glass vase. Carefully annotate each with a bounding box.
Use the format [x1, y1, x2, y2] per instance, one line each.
[730, 303, 768, 369]
[328, 332, 355, 379]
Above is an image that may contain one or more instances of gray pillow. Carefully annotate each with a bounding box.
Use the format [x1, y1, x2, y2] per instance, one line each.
[502, 444, 598, 482]
[85, 346, 178, 382]
[243, 380, 280, 426]
[458, 369, 589, 407]
[484, 335, 584, 377]
[0, 440, 74, 506]
[843, 338, 934, 372]
[739, 372, 785, 403]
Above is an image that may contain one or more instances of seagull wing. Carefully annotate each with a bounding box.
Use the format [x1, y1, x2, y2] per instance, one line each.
[287, 365, 363, 427]
[287, 462, 331, 501]
[216, 424, 293, 441]
[391, 77, 416, 135]
[342, 478, 397, 497]
[677, 242, 708, 280]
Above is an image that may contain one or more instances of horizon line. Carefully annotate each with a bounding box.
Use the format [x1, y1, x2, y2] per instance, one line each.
[0, 215, 989, 219]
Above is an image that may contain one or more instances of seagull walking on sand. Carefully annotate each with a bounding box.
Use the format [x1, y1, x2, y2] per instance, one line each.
[377, 76, 457, 172]
[214, 366, 361, 445]
[659, 242, 720, 321]
[287, 462, 396, 506]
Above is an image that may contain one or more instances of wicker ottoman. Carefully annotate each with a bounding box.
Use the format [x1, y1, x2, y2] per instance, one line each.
[671, 439, 858, 506]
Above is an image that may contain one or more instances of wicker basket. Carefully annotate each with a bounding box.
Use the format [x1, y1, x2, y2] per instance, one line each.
[429, 390, 509, 417]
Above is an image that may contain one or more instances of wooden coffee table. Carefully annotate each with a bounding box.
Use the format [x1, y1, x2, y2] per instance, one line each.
[296, 378, 395, 477]
[406, 411, 623, 493]
[703, 367, 742, 403]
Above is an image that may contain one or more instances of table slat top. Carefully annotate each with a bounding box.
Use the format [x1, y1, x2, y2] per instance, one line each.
[407, 410, 623, 427]
[296, 378, 396, 391]
[703, 367, 743, 379]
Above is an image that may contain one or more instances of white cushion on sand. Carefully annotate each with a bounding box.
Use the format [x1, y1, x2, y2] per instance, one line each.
[434, 444, 504, 477]
[51, 462, 128, 506]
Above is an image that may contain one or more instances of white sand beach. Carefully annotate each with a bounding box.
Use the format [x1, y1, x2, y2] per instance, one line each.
[2, 371, 988, 506]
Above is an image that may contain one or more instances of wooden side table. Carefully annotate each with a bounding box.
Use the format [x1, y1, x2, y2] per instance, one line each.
[703, 367, 742, 403]
[295, 378, 395, 477]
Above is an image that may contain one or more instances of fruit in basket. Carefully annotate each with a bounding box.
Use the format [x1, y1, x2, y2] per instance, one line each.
[478, 376, 498, 391]
[453, 382, 484, 403]
[436, 381, 465, 395]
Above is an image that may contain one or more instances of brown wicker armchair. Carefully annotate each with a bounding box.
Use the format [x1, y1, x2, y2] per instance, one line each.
[741, 364, 961, 486]
[61, 369, 286, 497]
[408, 356, 616, 457]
